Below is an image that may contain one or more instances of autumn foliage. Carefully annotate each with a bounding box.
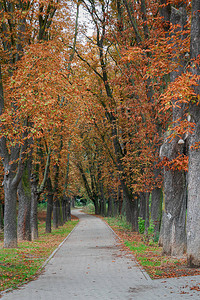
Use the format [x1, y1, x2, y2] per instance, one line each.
[0, 0, 200, 268]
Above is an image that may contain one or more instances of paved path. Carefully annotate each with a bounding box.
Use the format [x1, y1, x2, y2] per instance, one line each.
[1, 210, 200, 299]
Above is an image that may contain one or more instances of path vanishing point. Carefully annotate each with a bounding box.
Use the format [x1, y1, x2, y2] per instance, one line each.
[1, 210, 200, 300]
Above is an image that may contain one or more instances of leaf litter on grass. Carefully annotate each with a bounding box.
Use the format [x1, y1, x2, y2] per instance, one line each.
[0, 213, 78, 292]
[104, 216, 200, 280]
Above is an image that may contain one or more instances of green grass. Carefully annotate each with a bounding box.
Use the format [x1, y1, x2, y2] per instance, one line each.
[0, 219, 78, 292]
[105, 216, 132, 231]
[103, 215, 165, 277]
[124, 240, 147, 253]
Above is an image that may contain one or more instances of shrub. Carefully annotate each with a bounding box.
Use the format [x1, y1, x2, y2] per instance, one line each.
[138, 217, 145, 234]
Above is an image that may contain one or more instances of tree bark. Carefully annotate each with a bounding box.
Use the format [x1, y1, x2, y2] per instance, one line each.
[4, 182, 18, 248]
[139, 192, 146, 220]
[151, 187, 163, 236]
[159, 5, 187, 256]
[17, 157, 32, 241]
[66, 197, 71, 221]
[0, 200, 3, 231]
[17, 179, 31, 241]
[53, 198, 60, 228]
[100, 181, 106, 216]
[126, 194, 139, 231]
[30, 174, 39, 240]
[46, 176, 53, 233]
[186, 0, 200, 267]
[2, 143, 27, 247]
[107, 195, 114, 217]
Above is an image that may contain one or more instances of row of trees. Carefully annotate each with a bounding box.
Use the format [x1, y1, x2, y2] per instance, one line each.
[70, 0, 200, 267]
[0, 0, 82, 246]
[0, 0, 199, 268]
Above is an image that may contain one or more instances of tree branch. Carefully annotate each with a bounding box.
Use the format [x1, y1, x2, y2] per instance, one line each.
[37, 146, 51, 194]
[74, 48, 104, 80]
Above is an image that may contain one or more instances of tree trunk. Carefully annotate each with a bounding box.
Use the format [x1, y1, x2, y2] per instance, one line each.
[126, 194, 139, 231]
[66, 197, 71, 221]
[160, 136, 187, 256]
[100, 181, 106, 216]
[62, 195, 67, 223]
[114, 199, 119, 217]
[53, 197, 63, 228]
[0, 200, 3, 231]
[53, 198, 59, 228]
[46, 177, 53, 233]
[71, 196, 75, 208]
[17, 161, 32, 241]
[187, 123, 200, 266]
[4, 182, 17, 248]
[186, 0, 200, 267]
[118, 186, 123, 215]
[151, 187, 163, 237]
[30, 174, 39, 240]
[17, 180, 31, 241]
[46, 193, 53, 233]
[145, 192, 150, 230]
[159, 5, 187, 256]
[139, 192, 146, 220]
[93, 198, 100, 215]
[107, 195, 114, 217]
[58, 198, 63, 226]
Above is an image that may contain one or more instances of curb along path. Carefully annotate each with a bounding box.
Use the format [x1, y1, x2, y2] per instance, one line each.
[1, 210, 200, 299]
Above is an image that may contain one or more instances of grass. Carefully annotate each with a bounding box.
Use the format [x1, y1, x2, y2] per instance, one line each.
[106, 216, 132, 231]
[82, 202, 95, 214]
[104, 216, 200, 279]
[0, 213, 78, 292]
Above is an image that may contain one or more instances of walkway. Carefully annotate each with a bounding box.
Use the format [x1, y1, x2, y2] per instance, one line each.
[1, 210, 200, 299]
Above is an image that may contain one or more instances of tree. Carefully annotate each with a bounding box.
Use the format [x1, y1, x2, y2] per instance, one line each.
[0, 0, 78, 247]
[186, 0, 200, 267]
[159, 1, 188, 256]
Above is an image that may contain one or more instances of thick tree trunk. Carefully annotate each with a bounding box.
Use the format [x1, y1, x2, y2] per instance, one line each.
[187, 122, 200, 266]
[159, 5, 187, 256]
[53, 197, 63, 228]
[186, 0, 200, 267]
[17, 161, 32, 241]
[53, 198, 59, 228]
[139, 192, 146, 220]
[17, 181, 31, 241]
[63, 196, 71, 222]
[151, 187, 163, 236]
[66, 197, 71, 221]
[160, 136, 187, 256]
[4, 182, 18, 248]
[119, 179, 138, 230]
[2, 153, 27, 248]
[126, 195, 139, 231]
[138, 192, 150, 231]
[93, 198, 100, 215]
